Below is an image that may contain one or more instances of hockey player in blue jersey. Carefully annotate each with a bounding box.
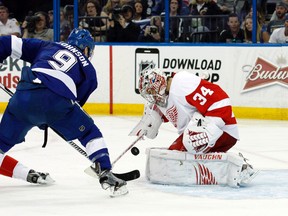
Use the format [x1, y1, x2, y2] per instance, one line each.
[0, 28, 128, 196]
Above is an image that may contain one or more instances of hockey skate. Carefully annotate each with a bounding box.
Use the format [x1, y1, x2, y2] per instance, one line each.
[95, 163, 128, 197]
[26, 169, 55, 185]
[238, 153, 259, 186]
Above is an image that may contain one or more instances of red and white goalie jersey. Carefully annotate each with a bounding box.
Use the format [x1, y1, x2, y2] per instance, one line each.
[158, 71, 239, 152]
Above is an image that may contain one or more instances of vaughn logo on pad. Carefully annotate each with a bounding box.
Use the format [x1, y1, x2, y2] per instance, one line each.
[243, 57, 288, 92]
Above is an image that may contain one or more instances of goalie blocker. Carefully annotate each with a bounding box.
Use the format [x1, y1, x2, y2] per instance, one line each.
[145, 148, 258, 188]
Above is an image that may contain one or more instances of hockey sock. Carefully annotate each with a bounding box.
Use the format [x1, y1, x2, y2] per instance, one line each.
[0, 154, 30, 181]
[0, 154, 17, 177]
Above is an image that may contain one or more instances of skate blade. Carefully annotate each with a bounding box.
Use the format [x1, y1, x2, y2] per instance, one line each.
[240, 169, 260, 186]
[38, 174, 55, 185]
[109, 185, 129, 197]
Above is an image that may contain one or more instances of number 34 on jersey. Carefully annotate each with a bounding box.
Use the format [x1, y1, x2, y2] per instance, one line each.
[186, 79, 229, 113]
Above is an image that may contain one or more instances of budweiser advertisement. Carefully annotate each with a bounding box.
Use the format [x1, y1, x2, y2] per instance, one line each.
[243, 57, 288, 92]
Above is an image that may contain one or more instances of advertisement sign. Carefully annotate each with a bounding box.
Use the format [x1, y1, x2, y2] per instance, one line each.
[0, 45, 287, 118]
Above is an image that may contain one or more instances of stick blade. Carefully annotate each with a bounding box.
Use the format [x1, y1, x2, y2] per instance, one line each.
[113, 170, 140, 181]
[84, 166, 140, 181]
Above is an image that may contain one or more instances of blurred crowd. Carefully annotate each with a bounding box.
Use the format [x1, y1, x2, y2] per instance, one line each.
[1, 0, 288, 43]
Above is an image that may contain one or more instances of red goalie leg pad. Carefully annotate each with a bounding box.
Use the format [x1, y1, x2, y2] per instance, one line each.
[168, 134, 187, 151]
[0, 155, 18, 177]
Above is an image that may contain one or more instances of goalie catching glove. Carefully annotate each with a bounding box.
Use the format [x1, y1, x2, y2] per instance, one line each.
[129, 103, 166, 139]
[183, 112, 224, 154]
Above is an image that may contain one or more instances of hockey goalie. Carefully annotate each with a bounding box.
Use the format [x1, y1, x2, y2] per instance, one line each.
[130, 69, 258, 188]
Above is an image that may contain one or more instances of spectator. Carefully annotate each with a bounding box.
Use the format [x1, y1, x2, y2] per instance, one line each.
[133, 1, 151, 34]
[189, 0, 222, 17]
[138, 15, 164, 42]
[47, 9, 71, 41]
[239, 0, 250, 23]
[269, 0, 288, 21]
[106, 4, 141, 42]
[257, 0, 268, 20]
[241, 5, 263, 43]
[238, 0, 266, 24]
[245, 4, 265, 27]
[242, 15, 252, 43]
[48, 10, 53, 28]
[242, 15, 261, 43]
[216, 0, 244, 15]
[79, 0, 109, 15]
[151, 0, 189, 16]
[182, 0, 190, 15]
[219, 13, 245, 43]
[133, 0, 147, 20]
[22, 11, 53, 41]
[169, 0, 183, 42]
[0, 6, 21, 37]
[189, 0, 223, 42]
[60, 9, 72, 41]
[269, 14, 288, 43]
[102, 0, 123, 15]
[80, 0, 109, 42]
[63, 5, 74, 29]
[262, 1, 287, 43]
[151, 0, 165, 16]
[166, 0, 190, 42]
[79, 0, 86, 16]
[139, 0, 154, 18]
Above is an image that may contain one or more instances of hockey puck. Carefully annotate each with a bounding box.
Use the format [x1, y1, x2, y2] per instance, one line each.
[131, 147, 140, 156]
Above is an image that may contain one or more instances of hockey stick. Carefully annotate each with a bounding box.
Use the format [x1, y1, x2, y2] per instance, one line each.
[68, 138, 141, 181]
[84, 133, 144, 178]
[0, 82, 13, 97]
[0, 82, 140, 181]
[112, 133, 144, 167]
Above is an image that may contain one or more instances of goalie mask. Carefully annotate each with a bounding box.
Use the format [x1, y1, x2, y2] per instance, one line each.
[138, 69, 168, 107]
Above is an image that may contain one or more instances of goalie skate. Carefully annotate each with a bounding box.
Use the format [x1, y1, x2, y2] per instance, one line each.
[238, 164, 259, 186]
[26, 169, 55, 185]
[238, 153, 259, 186]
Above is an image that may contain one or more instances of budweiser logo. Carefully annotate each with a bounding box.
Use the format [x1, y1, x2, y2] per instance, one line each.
[243, 57, 288, 92]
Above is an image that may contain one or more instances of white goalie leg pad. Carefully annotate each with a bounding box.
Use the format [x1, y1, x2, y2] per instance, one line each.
[183, 113, 223, 154]
[129, 103, 164, 139]
[145, 148, 257, 188]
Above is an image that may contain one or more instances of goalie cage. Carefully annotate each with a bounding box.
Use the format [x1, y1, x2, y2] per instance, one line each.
[145, 148, 257, 188]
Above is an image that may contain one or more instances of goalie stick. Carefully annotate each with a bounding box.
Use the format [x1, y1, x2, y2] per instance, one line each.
[0, 82, 140, 181]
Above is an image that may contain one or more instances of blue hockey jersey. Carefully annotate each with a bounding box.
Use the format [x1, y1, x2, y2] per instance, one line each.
[0, 35, 97, 106]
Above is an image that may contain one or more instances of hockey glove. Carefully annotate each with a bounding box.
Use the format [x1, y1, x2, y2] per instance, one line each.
[183, 112, 223, 154]
[129, 103, 165, 139]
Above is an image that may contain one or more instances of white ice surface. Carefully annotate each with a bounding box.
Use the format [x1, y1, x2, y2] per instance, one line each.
[0, 116, 287, 216]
